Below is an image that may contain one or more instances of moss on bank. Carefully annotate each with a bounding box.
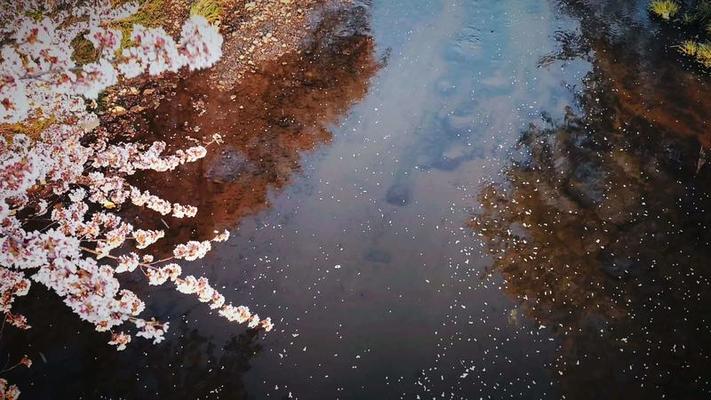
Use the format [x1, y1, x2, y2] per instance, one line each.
[649, 0, 680, 21]
[70, 35, 100, 65]
[190, 0, 223, 24]
[0, 117, 56, 140]
[111, 0, 169, 50]
[649, 0, 711, 69]
[678, 40, 711, 67]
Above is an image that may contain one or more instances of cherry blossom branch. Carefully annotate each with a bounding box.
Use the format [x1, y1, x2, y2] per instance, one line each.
[0, 356, 31, 375]
[1, 4, 273, 384]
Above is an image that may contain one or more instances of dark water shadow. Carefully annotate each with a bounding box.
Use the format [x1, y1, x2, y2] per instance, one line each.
[4, 307, 261, 399]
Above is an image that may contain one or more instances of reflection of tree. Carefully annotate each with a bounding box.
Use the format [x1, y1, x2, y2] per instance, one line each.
[5, 302, 261, 399]
[557, 0, 711, 147]
[474, 108, 711, 398]
[117, 2, 379, 251]
[472, 26, 711, 399]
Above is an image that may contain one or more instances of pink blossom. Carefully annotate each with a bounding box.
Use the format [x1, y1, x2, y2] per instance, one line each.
[259, 318, 274, 332]
[172, 203, 198, 218]
[212, 229, 230, 242]
[129, 187, 173, 215]
[6, 313, 31, 330]
[210, 291, 226, 310]
[219, 304, 252, 324]
[0, 267, 31, 313]
[173, 240, 212, 261]
[178, 16, 223, 71]
[0, 378, 21, 400]
[184, 145, 208, 162]
[108, 331, 131, 351]
[146, 264, 182, 286]
[134, 319, 169, 344]
[247, 314, 261, 329]
[175, 275, 199, 294]
[19, 355, 32, 368]
[115, 253, 140, 273]
[86, 27, 122, 57]
[133, 229, 165, 249]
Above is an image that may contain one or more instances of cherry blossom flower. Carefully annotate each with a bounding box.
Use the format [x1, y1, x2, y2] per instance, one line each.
[173, 241, 212, 261]
[178, 15, 223, 70]
[116, 253, 140, 273]
[129, 187, 173, 215]
[146, 264, 182, 286]
[184, 145, 208, 162]
[219, 304, 253, 324]
[259, 318, 274, 332]
[247, 314, 261, 329]
[172, 204, 198, 218]
[210, 291, 226, 310]
[18, 355, 32, 368]
[86, 27, 122, 57]
[216, 304, 272, 330]
[212, 230, 230, 242]
[6, 313, 30, 330]
[0, 268, 31, 315]
[0, 378, 21, 400]
[133, 229, 165, 249]
[134, 319, 169, 344]
[92, 141, 208, 175]
[0, 0, 222, 124]
[175, 275, 199, 294]
[108, 331, 132, 351]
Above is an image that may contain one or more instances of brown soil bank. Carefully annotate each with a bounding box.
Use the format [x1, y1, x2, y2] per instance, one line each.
[103, 0, 379, 253]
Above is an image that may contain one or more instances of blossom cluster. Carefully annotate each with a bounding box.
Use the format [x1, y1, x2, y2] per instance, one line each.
[119, 16, 223, 78]
[0, 3, 272, 388]
[0, 0, 223, 124]
[0, 1, 138, 123]
[92, 140, 209, 175]
[220, 304, 274, 332]
[0, 268, 31, 329]
[0, 378, 21, 400]
[174, 270, 274, 331]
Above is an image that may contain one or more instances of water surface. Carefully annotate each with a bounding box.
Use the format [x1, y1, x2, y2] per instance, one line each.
[7, 1, 711, 399]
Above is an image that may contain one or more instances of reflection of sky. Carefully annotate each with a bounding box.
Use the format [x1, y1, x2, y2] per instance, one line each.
[363, 0, 591, 183]
[233, 1, 592, 398]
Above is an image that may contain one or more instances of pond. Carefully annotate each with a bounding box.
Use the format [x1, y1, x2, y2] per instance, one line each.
[7, 0, 711, 399]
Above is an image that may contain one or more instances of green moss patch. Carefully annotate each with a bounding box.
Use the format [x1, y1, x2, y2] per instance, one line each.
[190, 0, 223, 24]
[111, 0, 169, 52]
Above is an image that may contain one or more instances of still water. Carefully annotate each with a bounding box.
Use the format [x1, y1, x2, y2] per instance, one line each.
[8, 0, 711, 399]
